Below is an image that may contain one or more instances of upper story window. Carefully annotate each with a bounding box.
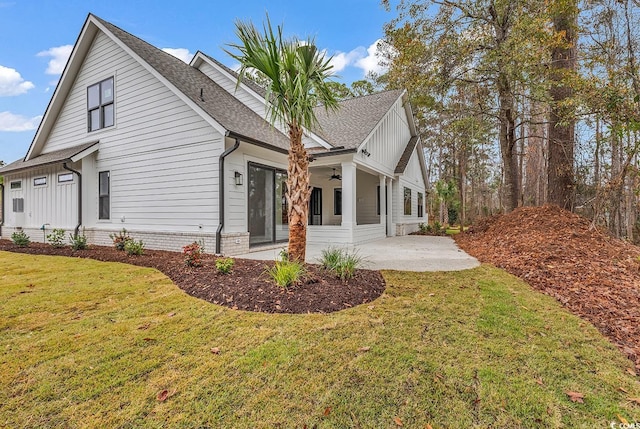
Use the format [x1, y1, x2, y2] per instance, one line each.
[10, 180, 21, 190]
[88, 77, 114, 132]
[34, 177, 47, 186]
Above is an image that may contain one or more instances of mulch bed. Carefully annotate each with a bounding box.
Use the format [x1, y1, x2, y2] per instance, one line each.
[455, 205, 640, 370]
[0, 240, 385, 314]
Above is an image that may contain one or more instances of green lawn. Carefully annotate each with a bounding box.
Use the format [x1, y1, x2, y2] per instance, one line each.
[1, 251, 639, 428]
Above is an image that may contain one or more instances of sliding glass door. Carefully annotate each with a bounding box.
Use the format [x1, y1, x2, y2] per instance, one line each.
[248, 163, 288, 246]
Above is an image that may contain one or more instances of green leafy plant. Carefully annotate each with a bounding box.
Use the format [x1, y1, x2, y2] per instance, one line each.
[419, 223, 432, 233]
[433, 221, 442, 232]
[265, 259, 305, 288]
[215, 257, 235, 274]
[319, 247, 363, 280]
[69, 231, 88, 251]
[124, 239, 144, 256]
[183, 240, 205, 267]
[109, 228, 132, 251]
[319, 247, 343, 271]
[47, 228, 66, 248]
[11, 230, 30, 247]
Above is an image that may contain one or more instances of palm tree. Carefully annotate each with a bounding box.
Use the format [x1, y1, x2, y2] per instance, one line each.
[226, 16, 339, 262]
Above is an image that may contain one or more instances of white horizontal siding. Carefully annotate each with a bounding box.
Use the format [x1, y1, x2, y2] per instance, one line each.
[307, 225, 352, 245]
[33, 30, 224, 234]
[353, 224, 386, 244]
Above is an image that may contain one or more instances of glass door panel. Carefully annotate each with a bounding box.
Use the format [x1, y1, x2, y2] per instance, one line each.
[275, 171, 289, 241]
[248, 164, 274, 246]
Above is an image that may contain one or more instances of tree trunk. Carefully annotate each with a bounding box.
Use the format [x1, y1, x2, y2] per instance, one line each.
[286, 126, 311, 262]
[547, 2, 577, 210]
[497, 72, 519, 212]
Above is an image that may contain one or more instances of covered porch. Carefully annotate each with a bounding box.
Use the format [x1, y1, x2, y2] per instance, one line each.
[306, 161, 394, 246]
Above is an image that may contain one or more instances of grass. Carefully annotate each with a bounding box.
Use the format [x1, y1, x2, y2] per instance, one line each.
[1, 251, 639, 427]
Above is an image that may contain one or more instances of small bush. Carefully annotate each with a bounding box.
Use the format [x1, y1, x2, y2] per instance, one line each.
[319, 247, 363, 280]
[183, 240, 205, 267]
[265, 259, 305, 288]
[11, 230, 30, 247]
[215, 257, 235, 274]
[319, 247, 343, 271]
[419, 223, 432, 233]
[124, 239, 145, 256]
[433, 221, 442, 232]
[335, 251, 363, 280]
[47, 228, 66, 248]
[69, 231, 88, 250]
[109, 228, 132, 251]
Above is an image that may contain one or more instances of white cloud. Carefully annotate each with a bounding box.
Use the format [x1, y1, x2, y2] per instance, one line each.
[0, 111, 42, 132]
[329, 47, 366, 72]
[37, 45, 73, 75]
[162, 48, 194, 63]
[327, 39, 390, 78]
[0, 65, 34, 96]
[354, 39, 389, 76]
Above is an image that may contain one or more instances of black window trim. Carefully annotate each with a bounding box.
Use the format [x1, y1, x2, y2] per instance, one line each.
[404, 187, 412, 216]
[12, 198, 24, 213]
[334, 188, 342, 216]
[10, 180, 21, 190]
[33, 176, 47, 187]
[88, 76, 114, 132]
[98, 170, 110, 220]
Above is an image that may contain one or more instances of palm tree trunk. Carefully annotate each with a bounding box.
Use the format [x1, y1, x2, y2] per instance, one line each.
[287, 126, 310, 262]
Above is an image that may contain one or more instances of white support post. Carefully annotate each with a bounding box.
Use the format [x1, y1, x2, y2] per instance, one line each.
[379, 175, 386, 230]
[386, 177, 395, 236]
[341, 162, 357, 229]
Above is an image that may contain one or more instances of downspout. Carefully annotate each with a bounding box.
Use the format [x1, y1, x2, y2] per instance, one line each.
[0, 182, 4, 238]
[63, 163, 82, 238]
[216, 138, 240, 254]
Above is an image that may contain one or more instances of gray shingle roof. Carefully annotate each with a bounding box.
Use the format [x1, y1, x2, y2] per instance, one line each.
[93, 16, 291, 152]
[198, 52, 268, 99]
[313, 89, 405, 149]
[394, 135, 419, 174]
[0, 141, 99, 174]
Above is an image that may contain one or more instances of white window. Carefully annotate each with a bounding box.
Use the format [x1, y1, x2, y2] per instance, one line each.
[12, 198, 24, 213]
[88, 77, 114, 132]
[34, 177, 47, 186]
[58, 173, 74, 183]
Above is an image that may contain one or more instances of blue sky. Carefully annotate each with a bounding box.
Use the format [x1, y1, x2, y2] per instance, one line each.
[0, 0, 392, 163]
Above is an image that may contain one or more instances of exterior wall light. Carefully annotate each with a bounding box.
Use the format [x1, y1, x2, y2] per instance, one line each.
[361, 148, 371, 157]
[234, 171, 243, 186]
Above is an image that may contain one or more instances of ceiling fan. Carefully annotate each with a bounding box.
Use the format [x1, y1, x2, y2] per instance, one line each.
[329, 168, 342, 181]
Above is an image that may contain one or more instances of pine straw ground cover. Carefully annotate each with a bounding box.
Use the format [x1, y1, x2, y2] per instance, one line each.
[455, 205, 640, 372]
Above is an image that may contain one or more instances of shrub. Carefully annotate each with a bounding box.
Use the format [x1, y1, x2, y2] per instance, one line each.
[11, 230, 30, 247]
[47, 228, 66, 248]
[319, 247, 363, 280]
[183, 240, 205, 267]
[419, 223, 432, 233]
[69, 231, 88, 250]
[433, 221, 442, 232]
[334, 251, 363, 280]
[109, 228, 132, 251]
[265, 259, 305, 288]
[124, 239, 144, 256]
[215, 257, 235, 274]
[319, 247, 343, 271]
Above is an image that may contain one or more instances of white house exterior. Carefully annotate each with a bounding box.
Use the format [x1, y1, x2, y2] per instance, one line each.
[0, 14, 428, 256]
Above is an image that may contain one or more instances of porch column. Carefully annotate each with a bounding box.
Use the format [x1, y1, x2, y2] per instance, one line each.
[341, 162, 357, 228]
[379, 175, 386, 228]
[386, 177, 395, 236]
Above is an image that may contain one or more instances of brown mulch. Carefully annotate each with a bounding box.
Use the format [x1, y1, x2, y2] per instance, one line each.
[455, 205, 640, 369]
[0, 240, 385, 314]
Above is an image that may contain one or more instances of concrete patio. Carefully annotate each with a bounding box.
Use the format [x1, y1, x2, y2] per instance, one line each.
[236, 235, 480, 272]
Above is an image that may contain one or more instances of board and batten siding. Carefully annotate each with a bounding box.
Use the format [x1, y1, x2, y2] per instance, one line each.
[357, 96, 412, 177]
[34, 30, 224, 235]
[3, 166, 79, 232]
